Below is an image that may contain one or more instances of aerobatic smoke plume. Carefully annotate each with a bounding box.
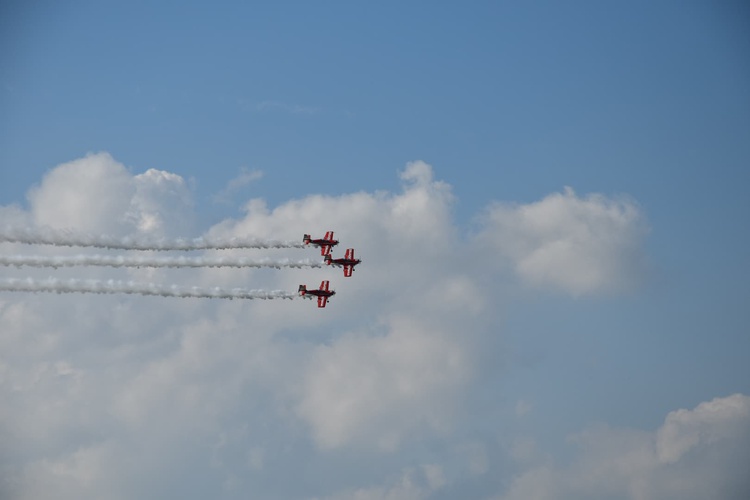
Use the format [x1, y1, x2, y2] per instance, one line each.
[0, 254, 323, 269]
[0, 226, 304, 251]
[0, 277, 296, 300]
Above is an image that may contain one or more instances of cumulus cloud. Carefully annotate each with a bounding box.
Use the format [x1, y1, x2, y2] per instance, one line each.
[297, 315, 471, 451]
[27, 152, 136, 234]
[0, 152, 668, 499]
[0, 154, 473, 499]
[656, 393, 750, 463]
[128, 168, 194, 236]
[496, 394, 750, 500]
[23, 152, 194, 238]
[477, 187, 648, 296]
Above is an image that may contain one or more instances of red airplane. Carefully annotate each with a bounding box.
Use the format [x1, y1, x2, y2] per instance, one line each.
[298, 280, 336, 308]
[324, 248, 362, 277]
[303, 231, 339, 256]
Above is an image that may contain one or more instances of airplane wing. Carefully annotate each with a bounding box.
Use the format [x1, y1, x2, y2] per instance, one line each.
[320, 280, 329, 291]
[317, 295, 328, 308]
[345, 248, 354, 260]
[322, 231, 336, 255]
[344, 265, 352, 277]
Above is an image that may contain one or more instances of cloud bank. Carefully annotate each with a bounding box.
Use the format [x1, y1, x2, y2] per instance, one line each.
[497, 394, 750, 500]
[2, 153, 741, 499]
[477, 187, 648, 295]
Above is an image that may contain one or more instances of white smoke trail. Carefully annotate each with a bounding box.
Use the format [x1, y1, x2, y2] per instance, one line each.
[0, 227, 304, 251]
[0, 254, 323, 269]
[0, 277, 296, 300]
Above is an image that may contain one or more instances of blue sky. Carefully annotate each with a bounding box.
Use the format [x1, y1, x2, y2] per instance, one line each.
[1, 1, 749, 499]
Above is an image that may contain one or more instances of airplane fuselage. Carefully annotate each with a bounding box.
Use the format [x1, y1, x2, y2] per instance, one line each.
[299, 280, 335, 307]
[324, 248, 361, 277]
[303, 232, 339, 256]
[301, 289, 335, 299]
[328, 257, 359, 267]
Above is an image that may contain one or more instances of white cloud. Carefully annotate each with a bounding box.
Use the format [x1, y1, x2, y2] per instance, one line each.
[477, 187, 648, 296]
[128, 168, 194, 236]
[656, 393, 750, 464]
[27, 152, 136, 234]
[495, 394, 750, 500]
[23, 152, 194, 238]
[0, 152, 670, 499]
[297, 315, 471, 451]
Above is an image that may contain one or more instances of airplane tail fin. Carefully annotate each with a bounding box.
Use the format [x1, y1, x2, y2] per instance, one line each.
[324, 254, 332, 265]
[303, 234, 311, 244]
[298, 284, 307, 296]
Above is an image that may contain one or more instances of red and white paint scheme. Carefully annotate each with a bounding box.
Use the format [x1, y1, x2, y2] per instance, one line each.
[324, 248, 361, 277]
[298, 280, 335, 308]
[303, 231, 339, 256]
